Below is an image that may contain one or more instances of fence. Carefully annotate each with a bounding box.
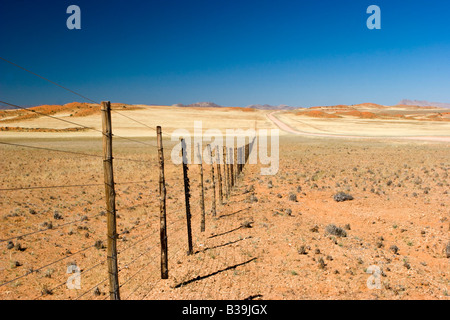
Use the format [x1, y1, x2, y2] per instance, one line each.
[0, 99, 256, 300]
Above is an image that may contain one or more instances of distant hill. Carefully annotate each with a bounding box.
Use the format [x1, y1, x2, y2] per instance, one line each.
[173, 102, 224, 108]
[399, 99, 450, 109]
[245, 104, 297, 110]
[172, 102, 297, 110]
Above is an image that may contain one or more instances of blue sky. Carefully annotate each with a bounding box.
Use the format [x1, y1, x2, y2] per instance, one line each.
[1, 0, 449, 107]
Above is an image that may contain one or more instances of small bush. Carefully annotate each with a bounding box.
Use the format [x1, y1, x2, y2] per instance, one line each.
[53, 211, 63, 220]
[94, 240, 105, 250]
[333, 192, 353, 202]
[241, 221, 253, 228]
[288, 193, 297, 202]
[317, 257, 326, 269]
[298, 245, 307, 255]
[325, 224, 347, 237]
[390, 245, 399, 254]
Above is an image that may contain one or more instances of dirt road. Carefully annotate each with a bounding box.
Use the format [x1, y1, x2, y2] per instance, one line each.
[267, 111, 450, 142]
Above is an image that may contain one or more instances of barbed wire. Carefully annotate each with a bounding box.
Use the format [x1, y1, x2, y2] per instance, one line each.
[0, 57, 100, 104]
[1, 212, 102, 243]
[33, 257, 106, 300]
[0, 55, 257, 301]
[117, 218, 184, 256]
[0, 140, 152, 163]
[134, 243, 187, 300]
[0, 100, 103, 133]
[73, 277, 108, 300]
[0, 180, 154, 194]
[0, 244, 95, 288]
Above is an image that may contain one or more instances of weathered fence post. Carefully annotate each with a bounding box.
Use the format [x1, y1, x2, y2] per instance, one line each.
[238, 147, 242, 175]
[245, 143, 249, 164]
[101, 101, 120, 300]
[216, 145, 223, 206]
[207, 144, 216, 217]
[229, 147, 234, 188]
[234, 147, 239, 184]
[223, 146, 229, 199]
[181, 138, 193, 255]
[157, 126, 168, 279]
[240, 146, 244, 173]
[197, 143, 206, 232]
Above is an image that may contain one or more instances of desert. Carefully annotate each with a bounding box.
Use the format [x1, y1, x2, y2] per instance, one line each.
[0, 102, 448, 300]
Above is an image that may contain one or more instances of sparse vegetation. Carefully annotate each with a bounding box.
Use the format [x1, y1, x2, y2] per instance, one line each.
[333, 192, 353, 202]
[0, 112, 448, 300]
[325, 224, 347, 237]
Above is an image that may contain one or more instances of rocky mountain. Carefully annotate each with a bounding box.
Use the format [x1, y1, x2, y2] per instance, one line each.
[173, 102, 224, 108]
[245, 104, 297, 110]
[172, 102, 298, 110]
[399, 99, 450, 109]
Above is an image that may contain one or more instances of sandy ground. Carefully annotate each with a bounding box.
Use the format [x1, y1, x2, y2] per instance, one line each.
[0, 105, 277, 139]
[0, 105, 449, 300]
[0, 134, 449, 300]
[269, 112, 450, 142]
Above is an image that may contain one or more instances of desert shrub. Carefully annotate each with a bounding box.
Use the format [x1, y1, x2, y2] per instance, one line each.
[390, 245, 399, 254]
[317, 257, 326, 269]
[298, 245, 307, 255]
[325, 224, 347, 237]
[333, 192, 353, 202]
[288, 192, 297, 202]
[94, 240, 105, 250]
[241, 220, 253, 228]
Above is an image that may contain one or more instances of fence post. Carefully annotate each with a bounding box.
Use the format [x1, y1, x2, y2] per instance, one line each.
[101, 101, 120, 300]
[238, 147, 242, 175]
[234, 147, 239, 184]
[240, 146, 244, 173]
[207, 144, 217, 217]
[197, 143, 206, 232]
[157, 126, 168, 279]
[181, 138, 193, 255]
[216, 145, 223, 206]
[229, 147, 234, 188]
[223, 146, 229, 199]
[245, 143, 249, 164]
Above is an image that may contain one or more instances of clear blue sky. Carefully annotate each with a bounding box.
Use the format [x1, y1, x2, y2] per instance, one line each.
[1, 0, 449, 107]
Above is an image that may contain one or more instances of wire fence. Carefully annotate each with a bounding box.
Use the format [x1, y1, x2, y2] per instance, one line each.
[0, 56, 258, 300]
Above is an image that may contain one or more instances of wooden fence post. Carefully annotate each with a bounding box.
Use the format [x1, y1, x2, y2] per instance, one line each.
[101, 101, 120, 300]
[223, 146, 229, 199]
[207, 144, 217, 217]
[216, 145, 223, 206]
[234, 147, 239, 184]
[197, 143, 206, 232]
[240, 146, 244, 173]
[229, 147, 234, 188]
[245, 143, 249, 164]
[238, 147, 242, 175]
[157, 126, 168, 279]
[181, 138, 193, 255]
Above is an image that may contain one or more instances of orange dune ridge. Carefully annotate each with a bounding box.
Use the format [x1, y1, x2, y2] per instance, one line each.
[309, 105, 349, 110]
[337, 110, 378, 119]
[298, 110, 341, 118]
[354, 103, 386, 109]
[0, 126, 87, 132]
[0, 102, 104, 122]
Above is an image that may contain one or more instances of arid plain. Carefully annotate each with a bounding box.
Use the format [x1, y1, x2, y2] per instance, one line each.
[0, 103, 449, 300]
